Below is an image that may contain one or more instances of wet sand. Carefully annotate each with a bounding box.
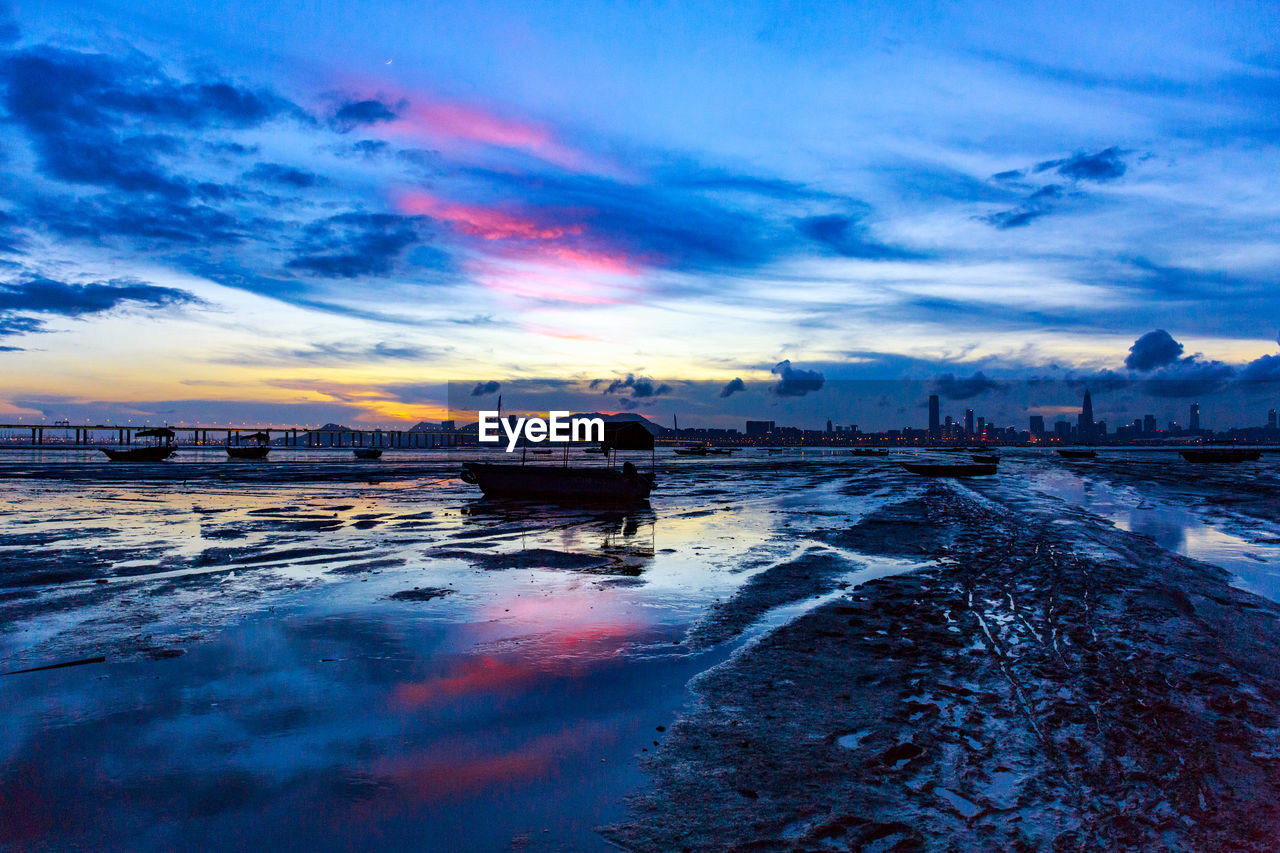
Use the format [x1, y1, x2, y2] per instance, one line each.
[3, 448, 1279, 850]
[605, 457, 1280, 851]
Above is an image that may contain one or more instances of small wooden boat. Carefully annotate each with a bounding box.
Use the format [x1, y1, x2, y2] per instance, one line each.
[971, 453, 1000, 464]
[900, 461, 998, 477]
[765, 448, 784, 453]
[227, 431, 271, 459]
[849, 448, 889, 456]
[100, 427, 176, 462]
[353, 448, 383, 460]
[460, 422, 656, 503]
[673, 446, 707, 456]
[529, 449, 555, 455]
[1057, 449, 1097, 459]
[705, 447, 733, 455]
[1180, 448, 1261, 463]
[100, 445, 177, 462]
[461, 462, 654, 501]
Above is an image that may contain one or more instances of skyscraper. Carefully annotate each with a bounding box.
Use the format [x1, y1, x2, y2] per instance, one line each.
[1189, 403, 1200, 432]
[964, 409, 974, 436]
[1143, 414, 1157, 434]
[1029, 415, 1045, 436]
[928, 395, 940, 438]
[1077, 389, 1094, 442]
[1269, 409, 1277, 430]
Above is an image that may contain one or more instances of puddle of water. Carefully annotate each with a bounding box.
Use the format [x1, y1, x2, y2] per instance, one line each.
[1022, 466, 1280, 603]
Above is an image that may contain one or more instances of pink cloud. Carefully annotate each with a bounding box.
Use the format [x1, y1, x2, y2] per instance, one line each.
[397, 193, 583, 241]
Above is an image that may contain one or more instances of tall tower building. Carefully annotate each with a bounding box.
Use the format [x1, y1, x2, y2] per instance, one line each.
[1189, 403, 1200, 432]
[1269, 409, 1277, 430]
[1029, 415, 1045, 436]
[1077, 389, 1094, 442]
[964, 409, 974, 436]
[928, 395, 940, 438]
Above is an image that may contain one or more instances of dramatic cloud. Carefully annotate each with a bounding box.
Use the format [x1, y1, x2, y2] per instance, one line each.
[286, 213, 427, 278]
[243, 162, 320, 187]
[600, 374, 670, 398]
[0, 277, 197, 317]
[719, 377, 746, 398]
[983, 184, 1063, 229]
[330, 98, 401, 132]
[1125, 329, 1184, 371]
[771, 360, 824, 397]
[0, 46, 296, 200]
[1140, 359, 1236, 397]
[0, 276, 199, 346]
[1035, 147, 1128, 182]
[470, 380, 500, 396]
[933, 371, 1000, 400]
[1240, 353, 1280, 382]
[796, 213, 914, 259]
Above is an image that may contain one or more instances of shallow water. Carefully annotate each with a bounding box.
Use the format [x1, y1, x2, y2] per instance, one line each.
[1, 446, 1276, 850]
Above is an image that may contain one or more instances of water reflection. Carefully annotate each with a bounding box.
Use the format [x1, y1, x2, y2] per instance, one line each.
[2, 453, 873, 850]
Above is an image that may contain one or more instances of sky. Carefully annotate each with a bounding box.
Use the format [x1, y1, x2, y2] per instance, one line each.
[0, 0, 1278, 429]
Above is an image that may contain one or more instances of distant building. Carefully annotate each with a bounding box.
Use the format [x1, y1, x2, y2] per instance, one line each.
[964, 409, 974, 437]
[440, 420, 456, 431]
[1143, 414, 1157, 434]
[825, 419, 833, 434]
[1077, 390, 1094, 442]
[928, 395, 940, 438]
[1269, 409, 1277, 430]
[976, 416, 985, 437]
[1189, 403, 1200, 432]
[1029, 415, 1045, 436]
[745, 420, 774, 437]
[1055, 421, 1072, 441]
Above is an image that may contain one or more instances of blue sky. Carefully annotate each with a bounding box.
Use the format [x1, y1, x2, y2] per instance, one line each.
[0, 0, 1278, 428]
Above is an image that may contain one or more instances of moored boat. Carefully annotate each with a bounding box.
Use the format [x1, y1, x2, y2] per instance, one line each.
[1180, 448, 1261, 463]
[1057, 449, 1097, 459]
[849, 448, 889, 456]
[99, 427, 177, 462]
[900, 461, 998, 477]
[227, 431, 271, 460]
[971, 453, 999, 464]
[673, 445, 707, 456]
[353, 448, 383, 459]
[460, 421, 657, 503]
[100, 445, 177, 462]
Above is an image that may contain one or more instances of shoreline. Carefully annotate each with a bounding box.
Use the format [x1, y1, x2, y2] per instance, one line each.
[604, 482, 1280, 850]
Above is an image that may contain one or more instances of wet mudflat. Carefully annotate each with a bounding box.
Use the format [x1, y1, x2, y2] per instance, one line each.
[2, 448, 1279, 850]
[605, 450, 1280, 852]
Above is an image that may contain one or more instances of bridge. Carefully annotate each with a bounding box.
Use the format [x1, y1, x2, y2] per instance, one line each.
[0, 423, 465, 449]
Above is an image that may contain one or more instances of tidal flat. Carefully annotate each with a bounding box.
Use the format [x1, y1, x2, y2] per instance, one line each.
[2, 448, 1279, 851]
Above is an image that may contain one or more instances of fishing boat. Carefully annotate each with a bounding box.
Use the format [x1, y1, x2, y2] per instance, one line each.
[460, 422, 656, 503]
[849, 448, 889, 456]
[227, 431, 271, 459]
[1057, 449, 1097, 459]
[100, 427, 177, 462]
[529, 449, 555, 455]
[353, 448, 383, 460]
[971, 453, 1000, 464]
[1180, 448, 1261, 463]
[705, 447, 734, 455]
[673, 445, 707, 456]
[899, 461, 998, 477]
